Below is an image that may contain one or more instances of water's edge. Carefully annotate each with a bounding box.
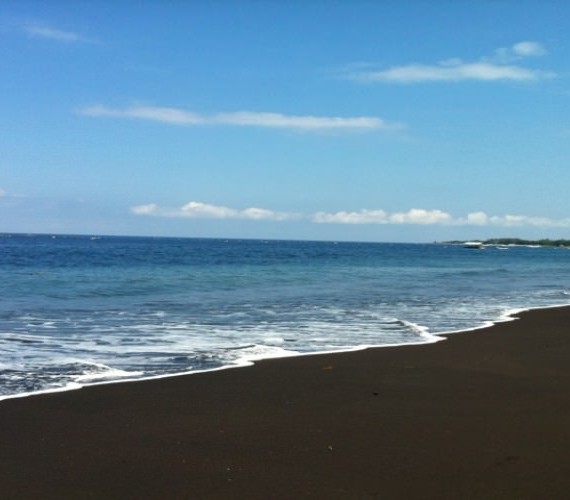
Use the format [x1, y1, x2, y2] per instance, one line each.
[2, 302, 567, 403]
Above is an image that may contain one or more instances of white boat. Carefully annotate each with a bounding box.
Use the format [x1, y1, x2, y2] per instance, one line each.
[463, 241, 484, 249]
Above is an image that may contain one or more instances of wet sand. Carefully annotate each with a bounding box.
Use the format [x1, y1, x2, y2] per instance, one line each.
[1, 306, 569, 499]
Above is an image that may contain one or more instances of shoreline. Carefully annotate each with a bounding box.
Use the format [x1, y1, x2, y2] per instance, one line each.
[2, 302, 567, 404]
[1, 305, 570, 498]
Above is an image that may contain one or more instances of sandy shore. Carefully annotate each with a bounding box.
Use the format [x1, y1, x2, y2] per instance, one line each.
[1, 306, 570, 499]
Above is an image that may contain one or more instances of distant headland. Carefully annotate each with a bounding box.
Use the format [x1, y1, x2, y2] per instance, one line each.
[441, 238, 570, 248]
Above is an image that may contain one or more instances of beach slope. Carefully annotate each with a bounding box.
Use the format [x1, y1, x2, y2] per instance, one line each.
[1, 307, 569, 499]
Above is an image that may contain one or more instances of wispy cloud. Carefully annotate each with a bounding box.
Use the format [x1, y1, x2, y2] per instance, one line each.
[490, 41, 547, 63]
[131, 202, 299, 221]
[351, 62, 548, 83]
[132, 202, 570, 228]
[513, 41, 546, 57]
[23, 24, 87, 43]
[79, 105, 401, 132]
[0, 188, 27, 201]
[345, 41, 554, 84]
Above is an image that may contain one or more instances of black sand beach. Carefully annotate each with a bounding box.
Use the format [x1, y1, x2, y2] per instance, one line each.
[1, 307, 569, 499]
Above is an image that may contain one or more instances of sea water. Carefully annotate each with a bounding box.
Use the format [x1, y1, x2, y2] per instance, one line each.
[1, 234, 569, 400]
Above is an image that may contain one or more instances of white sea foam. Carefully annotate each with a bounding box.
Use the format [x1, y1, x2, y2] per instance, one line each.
[236, 344, 300, 363]
[0, 382, 83, 402]
[74, 364, 144, 382]
[3, 303, 567, 404]
[263, 336, 286, 345]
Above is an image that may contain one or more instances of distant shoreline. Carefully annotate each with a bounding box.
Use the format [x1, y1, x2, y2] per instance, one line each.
[440, 237, 570, 248]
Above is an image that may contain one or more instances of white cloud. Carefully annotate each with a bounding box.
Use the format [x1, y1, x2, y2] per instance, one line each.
[79, 105, 400, 132]
[454, 211, 570, 228]
[132, 202, 570, 229]
[0, 187, 6, 197]
[314, 209, 570, 228]
[389, 208, 453, 224]
[464, 211, 489, 225]
[24, 24, 85, 43]
[241, 207, 289, 220]
[489, 41, 548, 64]
[347, 41, 553, 84]
[131, 201, 298, 221]
[212, 112, 393, 131]
[312, 208, 453, 225]
[312, 209, 389, 224]
[351, 62, 551, 84]
[81, 105, 202, 125]
[130, 203, 159, 215]
[180, 201, 238, 219]
[512, 41, 547, 57]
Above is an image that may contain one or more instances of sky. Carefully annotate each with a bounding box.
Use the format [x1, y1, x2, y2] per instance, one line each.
[1, 0, 570, 242]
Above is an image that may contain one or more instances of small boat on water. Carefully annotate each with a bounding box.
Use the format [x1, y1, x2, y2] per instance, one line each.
[463, 241, 484, 249]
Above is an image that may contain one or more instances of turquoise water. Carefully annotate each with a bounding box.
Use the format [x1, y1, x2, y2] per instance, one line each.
[1, 234, 569, 399]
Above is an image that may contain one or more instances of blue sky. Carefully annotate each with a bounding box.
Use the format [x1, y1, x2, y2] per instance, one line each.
[1, 1, 570, 242]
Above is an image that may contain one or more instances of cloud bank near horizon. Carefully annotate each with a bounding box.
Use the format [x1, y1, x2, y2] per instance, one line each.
[130, 202, 570, 228]
[346, 41, 554, 84]
[79, 105, 400, 132]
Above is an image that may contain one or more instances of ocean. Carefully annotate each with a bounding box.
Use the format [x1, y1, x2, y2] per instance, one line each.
[1, 234, 569, 400]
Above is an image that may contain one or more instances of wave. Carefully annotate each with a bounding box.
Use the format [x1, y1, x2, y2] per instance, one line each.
[4, 301, 570, 403]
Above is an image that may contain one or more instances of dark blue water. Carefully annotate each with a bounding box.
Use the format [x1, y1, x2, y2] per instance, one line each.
[1, 234, 569, 399]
